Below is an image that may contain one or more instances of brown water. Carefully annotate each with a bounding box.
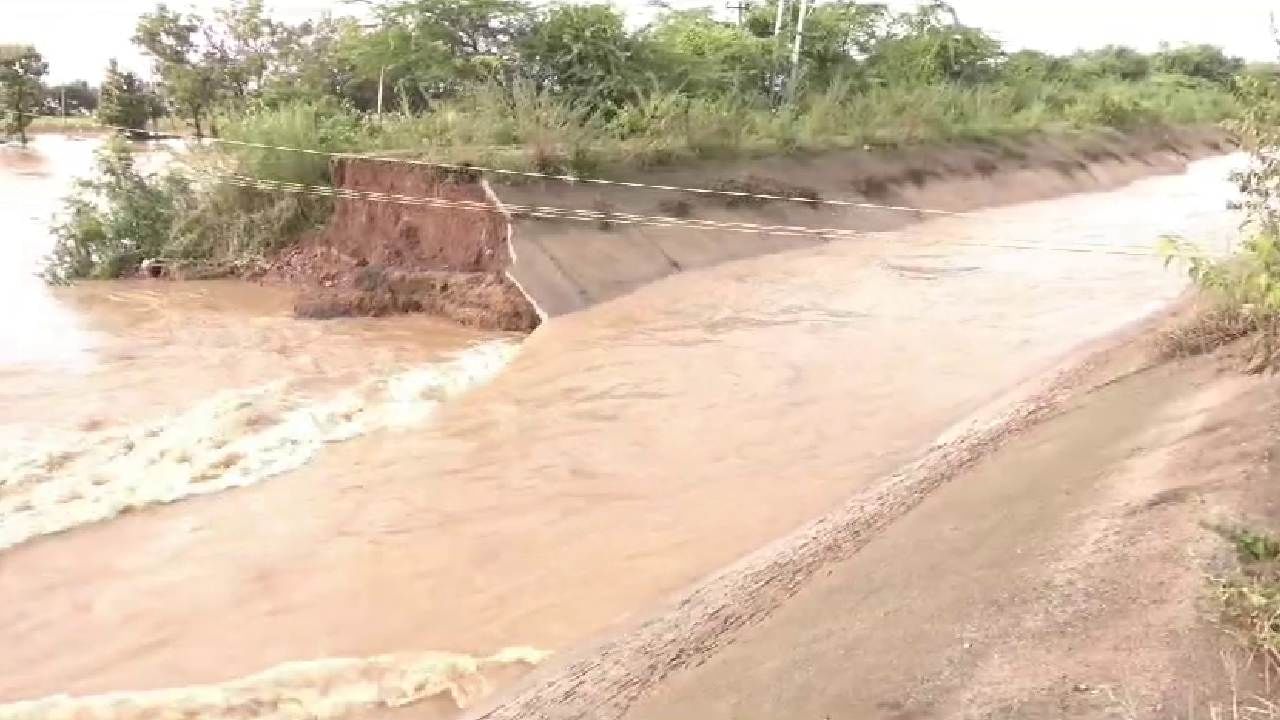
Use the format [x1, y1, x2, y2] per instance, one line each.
[0, 136, 1243, 718]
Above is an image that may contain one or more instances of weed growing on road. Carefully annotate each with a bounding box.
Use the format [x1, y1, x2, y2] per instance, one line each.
[1212, 525, 1280, 668]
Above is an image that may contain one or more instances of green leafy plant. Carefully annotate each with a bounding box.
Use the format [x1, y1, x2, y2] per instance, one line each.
[1161, 72, 1280, 369]
[44, 137, 187, 283]
[98, 59, 152, 131]
[0, 44, 48, 144]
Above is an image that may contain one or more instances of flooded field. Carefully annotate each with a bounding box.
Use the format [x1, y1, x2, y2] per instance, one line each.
[0, 135, 1242, 717]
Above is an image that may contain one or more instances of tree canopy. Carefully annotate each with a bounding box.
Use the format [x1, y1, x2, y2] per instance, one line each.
[0, 45, 49, 144]
[111, 0, 1247, 136]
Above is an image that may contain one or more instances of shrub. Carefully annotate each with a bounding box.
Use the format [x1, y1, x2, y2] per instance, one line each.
[220, 99, 362, 185]
[1065, 86, 1158, 129]
[1161, 74, 1280, 369]
[45, 137, 187, 283]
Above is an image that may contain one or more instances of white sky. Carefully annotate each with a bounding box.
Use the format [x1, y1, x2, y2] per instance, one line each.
[5, 0, 1280, 82]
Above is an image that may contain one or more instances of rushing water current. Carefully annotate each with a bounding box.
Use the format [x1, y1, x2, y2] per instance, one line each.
[0, 135, 1244, 719]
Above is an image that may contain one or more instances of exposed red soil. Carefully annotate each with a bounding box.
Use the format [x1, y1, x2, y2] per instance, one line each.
[294, 268, 539, 332]
[267, 158, 539, 330]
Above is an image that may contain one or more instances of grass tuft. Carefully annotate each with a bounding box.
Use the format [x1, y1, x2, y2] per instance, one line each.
[1158, 306, 1264, 361]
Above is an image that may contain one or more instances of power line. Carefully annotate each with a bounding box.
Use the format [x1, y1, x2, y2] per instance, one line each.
[212, 136, 958, 216]
[18, 115, 1224, 260]
[26, 115, 960, 216]
[218, 173, 873, 238]
[204, 171, 1194, 258]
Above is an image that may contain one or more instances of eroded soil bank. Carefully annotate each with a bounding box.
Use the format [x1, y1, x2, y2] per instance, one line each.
[283, 126, 1230, 326]
[268, 157, 538, 331]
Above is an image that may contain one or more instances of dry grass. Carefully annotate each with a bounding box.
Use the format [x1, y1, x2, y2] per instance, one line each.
[1157, 306, 1261, 361]
[1189, 526, 1280, 719]
[656, 198, 694, 217]
[708, 175, 824, 209]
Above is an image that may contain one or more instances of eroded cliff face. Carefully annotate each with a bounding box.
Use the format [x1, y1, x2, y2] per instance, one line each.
[270, 158, 539, 331]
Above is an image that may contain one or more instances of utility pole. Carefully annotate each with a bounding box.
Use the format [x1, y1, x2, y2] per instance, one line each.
[376, 65, 386, 122]
[726, 0, 749, 26]
[772, 0, 788, 36]
[60, 86, 67, 128]
[788, 0, 810, 96]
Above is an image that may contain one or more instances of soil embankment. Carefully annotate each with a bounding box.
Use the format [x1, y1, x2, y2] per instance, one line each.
[294, 126, 1229, 326]
[273, 157, 539, 331]
[466, 309, 1280, 720]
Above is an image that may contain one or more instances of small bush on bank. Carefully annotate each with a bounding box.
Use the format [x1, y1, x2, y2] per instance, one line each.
[1161, 74, 1280, 370]
[44, 137, 186, 283]
[44, 138, 330, 281]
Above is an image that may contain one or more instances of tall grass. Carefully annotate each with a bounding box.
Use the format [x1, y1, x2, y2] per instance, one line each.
[219, 100, 362, 185]
[215, 75, 1239, 183]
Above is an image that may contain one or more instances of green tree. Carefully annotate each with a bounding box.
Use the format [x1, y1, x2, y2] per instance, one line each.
[263, 17, 364, 107]
[1071, 45, 1151, 82]
[1002, 49, 1069, 82]
[519, 4, 652, 110]
[98, 60, 150, 131]
[866, 3, 1002, 86]
[209, 0, 284, 101]
[644, 10, 775, 96]
[1153, 43, 1243, 84]
[343, 0, 531, 112]
[46, 80, 98, 115]
[0, 45, 49, 145]
[134, 4, 224, 138]
[736, 1, 895, 96]
[374, 0, 530, 59]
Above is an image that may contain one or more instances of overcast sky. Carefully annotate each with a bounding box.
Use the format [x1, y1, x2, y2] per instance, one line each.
[6, 0, 1280, 82]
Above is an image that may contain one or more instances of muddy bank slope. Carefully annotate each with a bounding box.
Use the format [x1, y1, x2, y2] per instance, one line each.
[464, 309, 1280, 720]
[496, 126, 1229, 316]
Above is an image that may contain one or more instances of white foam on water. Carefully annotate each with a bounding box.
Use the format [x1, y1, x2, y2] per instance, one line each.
[0, 339, 519, 552]
[0, 646, 551, 720]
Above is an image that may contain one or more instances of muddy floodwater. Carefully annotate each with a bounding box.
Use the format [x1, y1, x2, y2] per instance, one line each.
[0, 136, 1243, 717]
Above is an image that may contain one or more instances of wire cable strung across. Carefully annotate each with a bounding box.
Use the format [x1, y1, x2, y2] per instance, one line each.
[16, 116, 1220, 259]
[26, 116, 959, 216]
[207, 171, 1191, 258]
